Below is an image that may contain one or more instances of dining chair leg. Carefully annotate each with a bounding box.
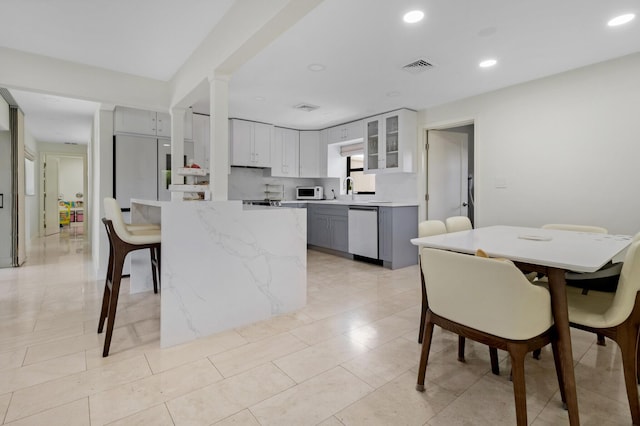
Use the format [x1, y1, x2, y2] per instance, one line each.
[458, 336, 466, 362]
[490, 347, 500, 375]
[615, 324, 640, 425]
[416, 315, 435, 392]
[508, 344, 529, 426]
[103, 251, 125, 357]
[419, 269, 427, 344]
[597, 333, 606, 346]
[550, 337, 566, 405]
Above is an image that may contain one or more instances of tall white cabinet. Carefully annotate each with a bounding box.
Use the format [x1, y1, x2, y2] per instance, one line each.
[272, 127, 300, 177]
[299, 130, 322, 177]
[364, 109, 416, 173]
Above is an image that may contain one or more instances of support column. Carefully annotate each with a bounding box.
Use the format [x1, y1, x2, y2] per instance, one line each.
[208, 74, 230, 201]
[170, 107, 186, 201]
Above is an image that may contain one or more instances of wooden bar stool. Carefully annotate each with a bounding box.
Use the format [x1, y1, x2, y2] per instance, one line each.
[98, 198, 161, 357]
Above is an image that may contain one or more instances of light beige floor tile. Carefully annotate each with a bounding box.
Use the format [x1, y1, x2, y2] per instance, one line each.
[6, 355, 151, 423]
[166, 363, 294, 425]
[144, 330, 247, 374]
[345, 314, 417, 349]
[428, 373, 547, 426]
[249, 366, 373, 426]
[210, 332, 308, 377]
[0, 348, 26, 372]
[3, 398, 90, 426]
[336, 370, 456, 426]
[0, 324, 85, 354]
[85, 341, 158, 370]
[0, 392, 11, 423]
[0, 351, 86, 394]
[274, 335, 369, 383]
[316, 416, 345, 426]
[235, 311, 315, 342]
[574, 340, 629, 405]
[533, 385, 630, 425]
[212, 409, 260, 425]
[24, 332, 100, 365]
[89, 358, 222, 425]
[341, 336, 420, 388]
[106, 403, 175, 426]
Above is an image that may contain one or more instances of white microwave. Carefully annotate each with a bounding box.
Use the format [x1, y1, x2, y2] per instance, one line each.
[296, 186, 324, 200]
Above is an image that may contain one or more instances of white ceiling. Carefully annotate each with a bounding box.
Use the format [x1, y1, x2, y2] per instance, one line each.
[3, 0, 640, 142]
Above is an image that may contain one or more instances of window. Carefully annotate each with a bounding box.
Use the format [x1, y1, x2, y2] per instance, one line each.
[347, 154, 375, 194]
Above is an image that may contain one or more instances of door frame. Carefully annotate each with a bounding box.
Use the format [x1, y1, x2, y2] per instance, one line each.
[418, 118, 476, 224]
[39, 150, 88, 238]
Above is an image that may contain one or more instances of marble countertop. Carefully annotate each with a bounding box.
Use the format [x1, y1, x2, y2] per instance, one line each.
[280, 200, 419, 207]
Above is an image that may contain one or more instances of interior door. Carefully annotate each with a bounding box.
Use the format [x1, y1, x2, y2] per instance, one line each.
[44, 155, 60, 236]
[427, 130, 469, 221]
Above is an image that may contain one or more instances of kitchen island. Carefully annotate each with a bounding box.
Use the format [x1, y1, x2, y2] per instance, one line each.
[130, 199, 307, 348]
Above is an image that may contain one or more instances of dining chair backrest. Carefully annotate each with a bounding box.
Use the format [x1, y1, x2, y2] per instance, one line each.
[445, 216, 472, 233]
[419, 220, 447, 238]
[542, 224, 608, 234]
[605, 241, 640, 327]
[421, 247, 553, 340]
[104, 197, 136, 244]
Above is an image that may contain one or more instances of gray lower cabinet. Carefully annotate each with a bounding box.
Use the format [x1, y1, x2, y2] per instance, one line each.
[307, 204, 349, 252]
[378, 206, 418, 269]
[307, 203, 418, 269]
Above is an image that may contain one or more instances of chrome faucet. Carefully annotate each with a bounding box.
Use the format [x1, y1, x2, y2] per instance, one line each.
[345, 176, 355, 200]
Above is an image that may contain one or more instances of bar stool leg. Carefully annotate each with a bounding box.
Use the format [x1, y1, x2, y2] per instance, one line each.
[103, 251, 125, 357]
[150, 247, 158, 294]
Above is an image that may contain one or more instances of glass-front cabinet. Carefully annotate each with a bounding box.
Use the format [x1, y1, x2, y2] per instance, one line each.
[363, 109, 417, 173]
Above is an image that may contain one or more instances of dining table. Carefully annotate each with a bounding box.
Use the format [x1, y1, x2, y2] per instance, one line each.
[411, 225, 633, 426]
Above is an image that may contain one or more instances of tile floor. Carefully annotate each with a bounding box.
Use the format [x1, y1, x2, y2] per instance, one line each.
[0, 230, 634, 425]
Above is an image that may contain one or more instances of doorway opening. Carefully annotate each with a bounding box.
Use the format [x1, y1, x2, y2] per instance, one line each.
[426, 123, 475, 224]
[41, 153, 87, 239]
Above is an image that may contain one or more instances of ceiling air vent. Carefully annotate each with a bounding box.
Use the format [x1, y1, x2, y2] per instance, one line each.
[294, 103, 319, 112]
[402, 59, 433, 74]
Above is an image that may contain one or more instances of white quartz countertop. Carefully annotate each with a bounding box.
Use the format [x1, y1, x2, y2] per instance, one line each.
[280, 200, 418, 207]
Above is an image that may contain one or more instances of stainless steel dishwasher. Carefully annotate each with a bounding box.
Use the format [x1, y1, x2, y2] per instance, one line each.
[348, 205, 379, 259]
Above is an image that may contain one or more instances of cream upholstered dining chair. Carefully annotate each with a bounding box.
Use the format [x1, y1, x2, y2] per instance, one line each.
[417, 248, 565, 426]
[99, 198, 161, 357]
[444, 215, 472, 233]
[566, 239, 640, 425]
[417, 220, 447, 343]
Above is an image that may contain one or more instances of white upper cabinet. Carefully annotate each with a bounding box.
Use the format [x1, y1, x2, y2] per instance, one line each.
[327, 120, 363, 144]
[299, 130, 321, 177]
[272, 127, 300, 177]
[114, 106, 193, 140]
[364, 109, 416, 173]
[229, 119, 272, 167]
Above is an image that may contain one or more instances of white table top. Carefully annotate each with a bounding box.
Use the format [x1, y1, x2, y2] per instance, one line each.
[411, 225, 632, 273]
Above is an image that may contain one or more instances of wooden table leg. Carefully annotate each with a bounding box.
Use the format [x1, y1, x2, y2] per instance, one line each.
[547, 267, 580, 425]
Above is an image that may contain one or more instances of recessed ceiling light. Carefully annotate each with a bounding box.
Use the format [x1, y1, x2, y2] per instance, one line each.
[386, 91, 400, 97]
[255, 96, 266, 101]
[307, 63, 326, 72]
[479, 59, 497, 68]
[403, 10, 424, 24]
[608, 13, 635, 27]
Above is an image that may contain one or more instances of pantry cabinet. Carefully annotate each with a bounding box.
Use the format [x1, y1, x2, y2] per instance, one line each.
[299, 130, 322, 177]
[364, 109, 416, 173]
[271, 127, 300, 177]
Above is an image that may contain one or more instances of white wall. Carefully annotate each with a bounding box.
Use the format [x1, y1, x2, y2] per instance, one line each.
[92, 108, 114, 279]
[420, 53, 640, 235]
[58, 157, 84, 202]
